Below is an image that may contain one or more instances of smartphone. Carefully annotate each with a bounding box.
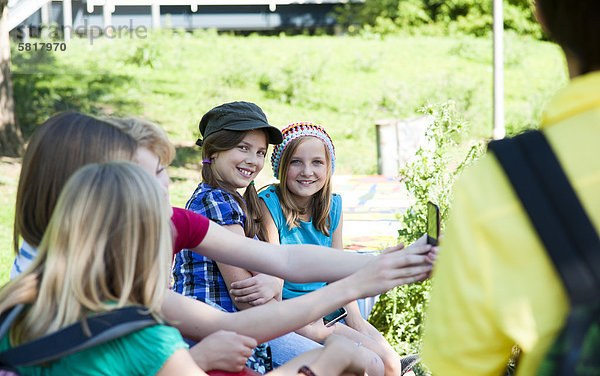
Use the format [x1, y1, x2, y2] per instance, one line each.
[427, 201, 440, 246]
[323, 307, 347, 327]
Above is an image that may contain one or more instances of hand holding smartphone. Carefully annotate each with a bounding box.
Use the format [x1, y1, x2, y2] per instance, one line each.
[323, 307, 347, 327]
[427, 201, 440, 246]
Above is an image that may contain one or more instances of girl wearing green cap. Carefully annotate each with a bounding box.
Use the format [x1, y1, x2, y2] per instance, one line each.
[173, 102, 323, 373]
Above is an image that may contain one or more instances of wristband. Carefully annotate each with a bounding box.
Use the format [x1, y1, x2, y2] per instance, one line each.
[298, 365, 317, 376]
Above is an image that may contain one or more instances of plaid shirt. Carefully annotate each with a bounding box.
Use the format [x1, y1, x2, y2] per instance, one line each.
[172, 184, 273, 373]
[172, 183, 245, 312]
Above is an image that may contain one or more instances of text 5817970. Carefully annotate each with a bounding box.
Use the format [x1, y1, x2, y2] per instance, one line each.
[17, 42, 66, 52]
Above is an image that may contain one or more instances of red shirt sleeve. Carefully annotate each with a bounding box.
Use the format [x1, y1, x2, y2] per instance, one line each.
[171, 207, 210, 255]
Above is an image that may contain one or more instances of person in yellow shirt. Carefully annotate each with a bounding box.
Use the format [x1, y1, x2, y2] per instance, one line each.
[422, 1, 600, 375]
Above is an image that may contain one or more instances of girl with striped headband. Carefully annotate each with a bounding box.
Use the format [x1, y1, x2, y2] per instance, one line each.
[241, 122, 403, 376]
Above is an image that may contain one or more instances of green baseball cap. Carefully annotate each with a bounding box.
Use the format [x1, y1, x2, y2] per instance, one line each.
[196, 101, 283, 146]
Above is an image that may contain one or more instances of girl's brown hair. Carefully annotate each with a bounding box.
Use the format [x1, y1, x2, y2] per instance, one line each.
[13, 112, 137, 254]
[201, 129, 266, 238]
[277, 136, 333, 236]
[1, 162, 171, 344]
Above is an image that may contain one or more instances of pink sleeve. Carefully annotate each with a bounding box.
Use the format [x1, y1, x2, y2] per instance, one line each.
[171, 207, 210, 254]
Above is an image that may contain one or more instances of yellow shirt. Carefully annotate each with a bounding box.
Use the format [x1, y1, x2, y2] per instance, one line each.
[422, 71, 600, 376]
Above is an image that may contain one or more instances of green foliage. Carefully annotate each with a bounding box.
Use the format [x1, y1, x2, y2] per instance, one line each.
[335, 0, 542, 38]
[4, 34, 565, 283]
[9, 44, 138, 137]
[125, 39, 163, 68]
[368, 101, 485, 356]
[8, 33, 564, 154]
[258, 54, 324, 104]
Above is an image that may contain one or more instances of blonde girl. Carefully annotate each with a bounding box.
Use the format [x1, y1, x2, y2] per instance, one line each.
[0, 162, 194, 375]
[255, 122, 402, 376]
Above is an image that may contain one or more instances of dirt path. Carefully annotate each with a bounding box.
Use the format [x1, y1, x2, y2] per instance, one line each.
[334, 175, 412, 253]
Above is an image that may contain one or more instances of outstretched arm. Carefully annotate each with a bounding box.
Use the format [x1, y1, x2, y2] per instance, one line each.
[196, 220, 430, 284]
[164, 242, 432, 344]
[224, 202, 284, 307]
[188, 330, 256, 372]
[216, 223, 282, 310]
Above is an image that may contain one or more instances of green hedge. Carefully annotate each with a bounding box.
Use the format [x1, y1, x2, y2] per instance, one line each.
[335, 0, 542, 38]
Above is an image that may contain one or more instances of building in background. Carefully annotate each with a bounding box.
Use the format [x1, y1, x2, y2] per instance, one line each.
[8, 0, 346, 38]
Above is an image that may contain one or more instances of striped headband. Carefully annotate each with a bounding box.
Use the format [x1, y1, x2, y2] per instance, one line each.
[271, 122, 335, 179]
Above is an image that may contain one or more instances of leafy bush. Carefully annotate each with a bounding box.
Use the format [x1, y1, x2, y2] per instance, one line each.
[10, 47, 138, 137]
[258, 55, 324, 104]
[125, 39, 163, 68]
[368, 101, 484, 359]
[335, 0, 542, 38]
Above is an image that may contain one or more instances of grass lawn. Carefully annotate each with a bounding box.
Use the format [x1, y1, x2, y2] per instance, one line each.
[0, 31, 567, 285]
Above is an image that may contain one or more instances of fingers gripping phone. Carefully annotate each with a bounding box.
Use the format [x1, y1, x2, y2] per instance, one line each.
[427, 201, 440, 246]
[323, 307, 347, 327]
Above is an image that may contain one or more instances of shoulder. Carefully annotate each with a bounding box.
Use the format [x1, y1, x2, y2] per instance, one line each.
[451, 153, 518, 222]
[328, 193, 343, 233]
[122, 324, 187, 349]
[331, 193, 342, 208]
[259, 185, 285, 226]
[187, 184, 245, 225]
[188, 183, 241, 210]
[172, 207, 208, 225]
[171, 208, 210, 253]
[259, 185, 281, 206]
[6, 324, 188, 376]
[100, 324, 188, 375]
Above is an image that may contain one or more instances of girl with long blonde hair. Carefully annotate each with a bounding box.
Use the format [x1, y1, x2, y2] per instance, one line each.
[0, 162, 192, 375]
[254, 122, 402, 376]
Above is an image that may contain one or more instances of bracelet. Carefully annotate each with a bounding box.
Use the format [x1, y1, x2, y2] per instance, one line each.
[298, 365, 317, 376]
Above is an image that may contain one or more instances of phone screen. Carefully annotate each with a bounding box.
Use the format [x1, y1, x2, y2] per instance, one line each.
[427, 201, 440, 246]
[323, 307, 347, 327]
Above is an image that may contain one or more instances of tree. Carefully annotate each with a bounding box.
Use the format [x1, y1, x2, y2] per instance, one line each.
[0, 0, 23, 157]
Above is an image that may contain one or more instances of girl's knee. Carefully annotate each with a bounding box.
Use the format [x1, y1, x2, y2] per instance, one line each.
[380, 350, 401, 376]
[357, 347, 385, 376]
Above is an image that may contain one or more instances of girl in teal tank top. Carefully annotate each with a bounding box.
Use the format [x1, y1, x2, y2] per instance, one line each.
[255, 122, 402, 376]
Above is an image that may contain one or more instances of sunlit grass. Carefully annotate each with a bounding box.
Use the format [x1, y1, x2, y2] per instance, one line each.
[2, 31, 567, 284]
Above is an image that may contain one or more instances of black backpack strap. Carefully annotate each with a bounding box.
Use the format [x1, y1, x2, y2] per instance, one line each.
[0, 306, 158, 367]
[489, 130, 600, 374]
[0, 305, 24, 341]
[488, 131, 600, 306]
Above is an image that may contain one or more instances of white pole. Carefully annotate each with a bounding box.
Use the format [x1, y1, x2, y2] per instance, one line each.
[63, 0, 72, 42]
[151, 1, 160, 29]
[493, 0, 505, 140]
[103, 0, 112, 35]
[41, 2, 50, 38]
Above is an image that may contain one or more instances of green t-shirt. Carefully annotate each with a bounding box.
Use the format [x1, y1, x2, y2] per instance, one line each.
[0, 324, 188, 375]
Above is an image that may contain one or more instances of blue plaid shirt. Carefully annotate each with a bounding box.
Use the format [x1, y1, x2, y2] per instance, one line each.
[172, 183, 246, 312]
[171, 183, 273, 373]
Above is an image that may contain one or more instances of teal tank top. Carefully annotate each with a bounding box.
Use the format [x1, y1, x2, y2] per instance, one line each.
[259, 186, 342, 299]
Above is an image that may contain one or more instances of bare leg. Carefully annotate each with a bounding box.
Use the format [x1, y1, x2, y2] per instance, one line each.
[332, 324, 400, 376]
[267, 335, 368, 376]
